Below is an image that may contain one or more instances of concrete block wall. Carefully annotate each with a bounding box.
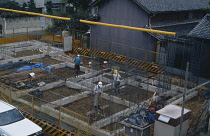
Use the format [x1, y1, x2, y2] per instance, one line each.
[0, 54, 46, 64]
[0, 17, 53, 34]
[50, 63, 66, 69]
[65, 81, 90, 90]
[33, 80, 65, 92]
[52, 91, 90, 105]
[102, 93, 131, 107]
[51, 55, 74, 63]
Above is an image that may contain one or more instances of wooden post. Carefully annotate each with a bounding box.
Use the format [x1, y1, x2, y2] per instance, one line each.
[12, 28, 14, 38]
[58, 105, 61, 127]
[32, 95, 34, 117]
[155, 41, 160, 63]
[26, 27, 29, 41]
[9, 89, 12, 103]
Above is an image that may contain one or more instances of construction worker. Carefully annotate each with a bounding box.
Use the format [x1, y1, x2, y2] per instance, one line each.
[93, 81, 103, 111]
[74, 54, 81, 77]
[113, 70, 121, 93]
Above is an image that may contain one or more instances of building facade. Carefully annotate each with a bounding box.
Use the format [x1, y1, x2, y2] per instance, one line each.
[13, 0, 65, 13]
[90, 0, 209, 80]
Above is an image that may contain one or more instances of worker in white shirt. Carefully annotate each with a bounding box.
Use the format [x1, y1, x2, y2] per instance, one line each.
[93, 82, 103, 111]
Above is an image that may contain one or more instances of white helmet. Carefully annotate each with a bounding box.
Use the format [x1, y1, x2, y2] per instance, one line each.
[98, 82, 103, 87]
[77, 54, 80, 57]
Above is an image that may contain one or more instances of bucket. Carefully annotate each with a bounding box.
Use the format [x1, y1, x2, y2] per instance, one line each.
[103, 61, 108, 66]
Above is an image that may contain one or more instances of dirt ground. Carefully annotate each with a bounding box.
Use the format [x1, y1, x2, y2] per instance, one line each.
[178, 88, 208, 126]
[31, 57, 62, 66]
[15, 49, 42, 57]
[22, 86, 81, 106]
[0, 65, 25, 76]
[105, 85, 154, 103]
[60, 94, 127, 122]
[52, 67, 84, 79]
[101, 122, 122, 131]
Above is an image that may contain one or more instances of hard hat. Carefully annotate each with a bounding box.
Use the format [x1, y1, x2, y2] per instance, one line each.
[77, 54, 80, 57]
[114, 70, 118, 74]
[98, 81, 103, 85]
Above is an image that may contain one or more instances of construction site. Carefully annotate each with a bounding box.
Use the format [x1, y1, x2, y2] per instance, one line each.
[0, 8, 210, 136]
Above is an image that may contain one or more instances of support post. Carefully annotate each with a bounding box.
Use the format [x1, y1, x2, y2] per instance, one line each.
[179, 62, 189, 136]
[58, 105, 61, 128]
[9, 89, 12, 103]
[12, 28, 14, 38]
[155, 41, 160, 63]
[32, 95, 34, 117]
[27, 27, 28, 41]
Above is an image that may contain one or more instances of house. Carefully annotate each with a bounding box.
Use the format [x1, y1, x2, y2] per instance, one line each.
[188, 14, 210, 79]
[89, 0, 209, 80]
[13, 0, 65, 13]
[44, 0, 66, 13]
[0, 0, 10, 3]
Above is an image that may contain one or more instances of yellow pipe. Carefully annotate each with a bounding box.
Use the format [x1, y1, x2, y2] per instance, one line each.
[0, 8, 71, 21]
[0, 8, 176, 35]
[80, 20, 176, 36]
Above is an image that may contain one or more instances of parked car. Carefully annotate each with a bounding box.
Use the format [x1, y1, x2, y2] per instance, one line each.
[0, 100, 44, 136]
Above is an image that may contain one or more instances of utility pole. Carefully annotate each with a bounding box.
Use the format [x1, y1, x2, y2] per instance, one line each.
[179, 62, 189, 136]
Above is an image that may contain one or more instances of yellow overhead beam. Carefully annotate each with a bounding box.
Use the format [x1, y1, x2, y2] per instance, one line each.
[80, 20, 176, 36]
[0, 8, 71, 21]
[0, 8, 176, 36]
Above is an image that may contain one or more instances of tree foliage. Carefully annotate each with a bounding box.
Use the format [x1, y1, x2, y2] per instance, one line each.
[22, 2, 28, 11]
[0, 1, 37, 18]
[207, 0, 210, 13]
[27, 0, 36, 12]
[61, 0, 92, 13]
[46, 1, 53, 14]
[53, 0, 92, 32]
[0, 1, 22, 17]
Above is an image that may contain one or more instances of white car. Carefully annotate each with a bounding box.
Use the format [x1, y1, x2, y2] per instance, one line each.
[0, 100, 44, 136]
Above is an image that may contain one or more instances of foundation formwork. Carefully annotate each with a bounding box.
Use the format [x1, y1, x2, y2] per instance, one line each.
[0, 40, 204, 136]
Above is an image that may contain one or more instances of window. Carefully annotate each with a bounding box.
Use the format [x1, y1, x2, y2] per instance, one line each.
[188, 12, 193, 19]
[93, 6, 98, 15]
[0, 109, 24, 126]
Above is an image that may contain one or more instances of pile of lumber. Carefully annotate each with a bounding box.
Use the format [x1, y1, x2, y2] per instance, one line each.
[0, 69, 48, 85]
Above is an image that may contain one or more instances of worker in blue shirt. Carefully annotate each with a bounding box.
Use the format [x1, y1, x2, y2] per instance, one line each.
[74, 54, 81, 77]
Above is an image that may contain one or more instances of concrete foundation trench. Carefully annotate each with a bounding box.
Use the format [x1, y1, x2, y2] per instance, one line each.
[0, 40, 197, 135]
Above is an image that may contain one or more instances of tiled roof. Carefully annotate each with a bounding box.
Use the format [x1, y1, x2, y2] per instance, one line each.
[90, 0, 104, 6]
[135, 0, 209, 13]
[91, 0, 209, 13]
[44, 0, 63, 3]
[149, 21, 199, 40]
[0, 0, 10, 3]
[188, 14, 210, 39]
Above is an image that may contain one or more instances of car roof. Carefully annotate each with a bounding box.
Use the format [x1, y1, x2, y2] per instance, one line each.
[0, 100, 15, 113]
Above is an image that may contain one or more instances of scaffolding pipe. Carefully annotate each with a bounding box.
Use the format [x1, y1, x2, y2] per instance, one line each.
[0, 8, 176, 35]
[0, 8, 71, 21]
[80, 20, 176, 36]
[179, 62, 189, 136]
